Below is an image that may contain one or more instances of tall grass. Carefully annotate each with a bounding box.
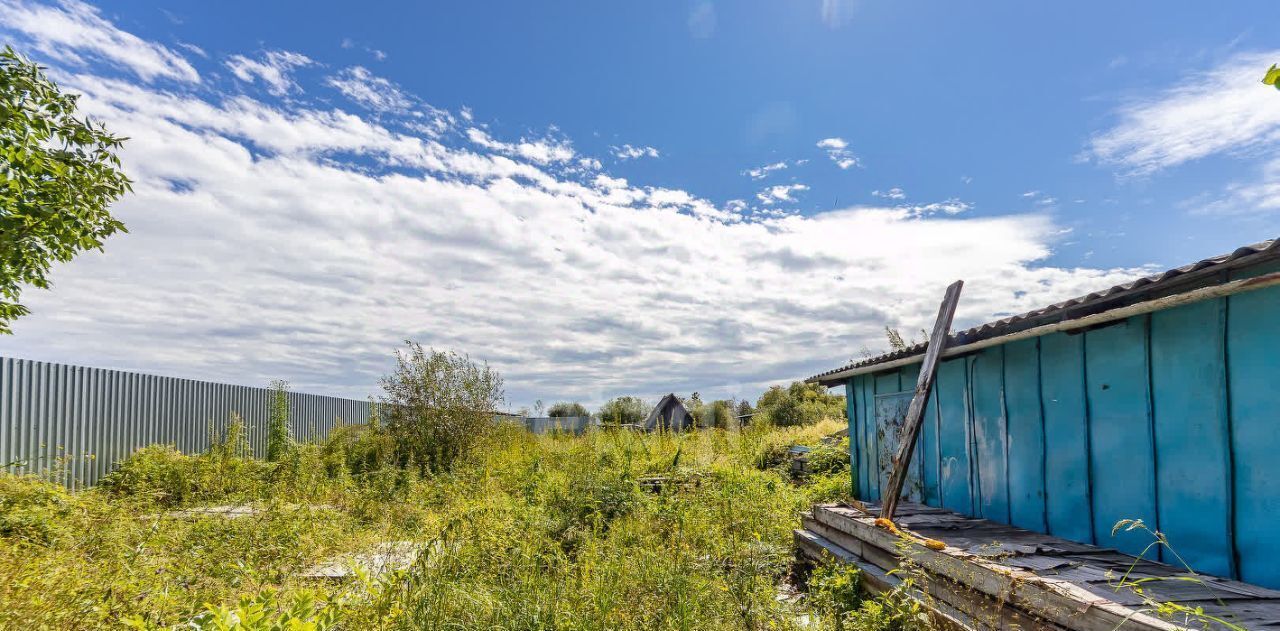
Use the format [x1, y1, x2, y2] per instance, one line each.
[0, 417, 872, 629]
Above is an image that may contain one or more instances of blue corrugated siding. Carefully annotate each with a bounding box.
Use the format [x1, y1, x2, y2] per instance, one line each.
[935, 357, 971, 514]
[1004, 337, 1046, 533]
[1084, 316, 1158, 557]
[1150, 299, 1233, 577]
[844, 282, 1280, 586]
[1227, 281, 1280, 587]
[1039, 331, 1093, 543]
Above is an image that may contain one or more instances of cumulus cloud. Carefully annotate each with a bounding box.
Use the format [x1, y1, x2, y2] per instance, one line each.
[744, 161, 789, 180]
[817, 137, 859, 169]
[0, 0, 1148, 409]
[0, 0, 199, 83]
[756, 183, 809, 204]
[1087, 50, 1280, 175]
[466, 127, 577, 165]
[225, 50, 314, 96]
[325, 66, 412, 113]
[611, 144, 660, 160]
[872, 187, 905, 200]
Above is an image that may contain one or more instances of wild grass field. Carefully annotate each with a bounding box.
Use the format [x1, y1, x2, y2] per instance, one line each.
[0, 416, 917, 630]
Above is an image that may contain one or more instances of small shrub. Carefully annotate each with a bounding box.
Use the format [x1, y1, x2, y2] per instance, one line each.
[807, 438, 851, 476]
[598, 396, 648, 425]
[380, 342, 504, 474]
[322, 423, 395, 478]
[0, 474, 73, 544]
[809, 562, 864, 619]
[98, 444, 194, 506]
[265, 380, 292, 463]
[547, 401, 589, 418]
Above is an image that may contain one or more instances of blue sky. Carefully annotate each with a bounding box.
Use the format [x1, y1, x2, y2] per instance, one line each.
[1, 0, 1278, 409]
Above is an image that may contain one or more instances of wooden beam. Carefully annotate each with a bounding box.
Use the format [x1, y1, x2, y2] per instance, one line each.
[881, 280, 962, 519]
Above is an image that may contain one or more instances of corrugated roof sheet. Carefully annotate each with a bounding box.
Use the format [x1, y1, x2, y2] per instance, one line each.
[810, 238, 1280, 385]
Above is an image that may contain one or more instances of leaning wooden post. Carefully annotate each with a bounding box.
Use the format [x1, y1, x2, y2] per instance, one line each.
[881, 280, 963, 520]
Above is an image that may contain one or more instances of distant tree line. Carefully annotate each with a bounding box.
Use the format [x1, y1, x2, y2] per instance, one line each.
[539, 379, 844, 431]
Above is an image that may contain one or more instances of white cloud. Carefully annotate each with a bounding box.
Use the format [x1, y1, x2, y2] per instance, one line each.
[744, 161, 789, 180]
[756, 183, 809, 204]
[466, 128, 577, 165]
[225, 50, 314, 96]
[0, 0, 199, 83]
[1022, 190, 1040, 198]
[1195, 156, 1280, 215]
[872, 187, 905, 200]
[0, 6, 1150, 410]
[817, 137, 859, 169]
[325, 66, 412, 113]
[611, 144, 660, 160]
[1087, 50, 1280, 175]
[905, 198, 971, 216]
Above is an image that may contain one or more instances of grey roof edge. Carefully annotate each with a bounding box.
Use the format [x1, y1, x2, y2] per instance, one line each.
[809, 238, 1280, 386]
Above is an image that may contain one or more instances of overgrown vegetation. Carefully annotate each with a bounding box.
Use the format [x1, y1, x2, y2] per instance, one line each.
[597, 396, 648, 425]
[547, 401, 589, 418]
[754, 381, 846, 427]
[0, 414, 896, 629]
[379, 342, 504, 475]
[0, 345, 934, 629]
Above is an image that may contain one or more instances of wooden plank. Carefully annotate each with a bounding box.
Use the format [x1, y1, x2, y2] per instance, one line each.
[800, 521, 1066, 631]
[795, 529, 982, 631]
[812, 505, 1184, 631]
[882, 280, 963, 519]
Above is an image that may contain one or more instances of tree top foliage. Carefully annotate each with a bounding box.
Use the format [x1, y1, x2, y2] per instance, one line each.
[0, 47, 132, 333]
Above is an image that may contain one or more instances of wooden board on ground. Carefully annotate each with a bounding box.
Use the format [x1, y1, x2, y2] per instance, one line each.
[797, 500, 1280, 631]
[301, 541, 427, 580]
[166, 504, 260, 519]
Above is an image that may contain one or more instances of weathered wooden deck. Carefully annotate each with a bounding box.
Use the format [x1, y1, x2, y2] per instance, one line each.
[795, 501, 1280, 631]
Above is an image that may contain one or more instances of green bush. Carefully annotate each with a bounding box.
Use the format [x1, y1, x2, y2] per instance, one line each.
[98, 444, 195, 506]
[755, 381, 845, 427]
[598, 396, 648, 425]
[0, 474, 73, 544]
[807, 438, 851, 476]
[547, 401, 589, 418]
[321, 423, 396, 478]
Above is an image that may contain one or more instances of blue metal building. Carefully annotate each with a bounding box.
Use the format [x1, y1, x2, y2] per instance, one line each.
[811, 239, 1280, 588]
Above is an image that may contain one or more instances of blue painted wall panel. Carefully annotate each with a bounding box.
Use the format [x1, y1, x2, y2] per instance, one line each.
[1150, 299, 1233, 576]
[900, 364, 925, 502]
[859, 375, 876, 500]
[971, 348, 1010, 523]
[935, 357, 972, 514]
[841, 280, 1280, 585]
[846, 379, 860, 497]
[1227, 285, 1280, 586]
[1085, 317, 1158, 556]
[920, 380, 942, 506]
[1004, 338, 1047, 533]
[1039, 332, 1094, 544]
[872, 372, 901, 501]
